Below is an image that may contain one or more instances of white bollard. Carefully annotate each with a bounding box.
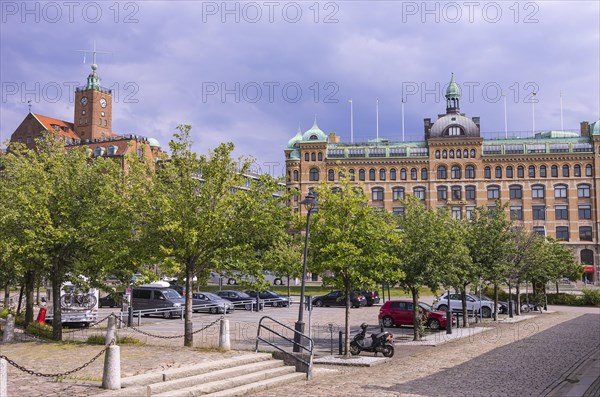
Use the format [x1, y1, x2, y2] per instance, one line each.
[105, 316, 117, 346]
[0, 358, 7, 397]
[219, 318, 230, 351]
[102, 345, 121, 390]
[2, 315, 14, 343]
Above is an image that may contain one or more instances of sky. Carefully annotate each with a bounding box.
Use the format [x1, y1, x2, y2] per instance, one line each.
[1, 1, 599, 177]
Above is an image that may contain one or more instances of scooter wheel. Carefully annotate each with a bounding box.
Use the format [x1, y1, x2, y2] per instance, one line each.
[349, 343, 361, 356]
[382, 344, 394, 358]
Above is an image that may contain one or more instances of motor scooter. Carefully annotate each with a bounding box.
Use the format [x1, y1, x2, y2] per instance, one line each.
[349, 323, 394, 358]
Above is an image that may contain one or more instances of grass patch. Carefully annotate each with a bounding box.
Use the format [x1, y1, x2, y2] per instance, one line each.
[86, 335, 142, 345]
[25, 322, 54, 339]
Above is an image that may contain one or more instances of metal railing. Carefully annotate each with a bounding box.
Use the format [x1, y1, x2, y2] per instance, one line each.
[255, 315, 313, 380]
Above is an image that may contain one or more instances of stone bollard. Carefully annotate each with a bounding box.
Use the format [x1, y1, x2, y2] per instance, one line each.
[2, 315, 14, 343]
[1, 358, 7, 397]
[219, 318, 230, 351]
[102, 345, 121, 390]
[105, 316, 117, 346]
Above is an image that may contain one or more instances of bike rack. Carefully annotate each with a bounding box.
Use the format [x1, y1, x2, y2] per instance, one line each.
[255, 315, 313, 380]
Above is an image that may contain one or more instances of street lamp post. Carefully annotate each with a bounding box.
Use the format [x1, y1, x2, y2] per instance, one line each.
[293, 193, 319, 353]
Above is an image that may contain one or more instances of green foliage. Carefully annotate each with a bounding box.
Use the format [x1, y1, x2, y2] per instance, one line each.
[581, 288, 600, 306]
[86, 335, 142, 345]
[25, 322, 53, 339]
[483, 286, 509, 301]
[0, 308, 15, 319]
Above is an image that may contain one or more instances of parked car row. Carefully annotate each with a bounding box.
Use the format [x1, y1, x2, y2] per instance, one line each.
[311, 290, 380, 308]
[432, 292, 508, 318]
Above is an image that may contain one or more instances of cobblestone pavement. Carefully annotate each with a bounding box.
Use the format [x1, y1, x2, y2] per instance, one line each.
[1, 306, 598, 397]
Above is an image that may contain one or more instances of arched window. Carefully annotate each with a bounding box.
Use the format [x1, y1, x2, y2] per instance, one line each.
[456, 149, 461, 159]
[442, 150, 447, 159]
[484, 166, 491, 179]
[451, 165, 461, 179]
[551, 165, 558, 177]
[369, 168, 376, 181]
[517, 166, 524, 178]
[437, 186, 448, 201]
[562, 164, 569, 177]
[578, 184, 591, 198]
[338, 170, 345, 180]
[528, 165, 536, 178]
[392, 187, 405, 201]
[435, 150, 440, 159]
[349, 169, 355, 181]
[495, 166, 502, 178]
[400, 168, 407, 180]
[470, 149, 475, 158]
[554, 184, 568, 198]
[465, 185, 476, 200]
[540, 165, 547, 177]
[487, 185, 500, 199]
[464, 149, 469, 158]
[328, 169, 335, 181]
[305, 153, 309, 161]
[137, 148, 143, 158]
[379, 168, 386, 181]
[421, 168, 428, 180]
[413, 187, 426, 200]
[574, 164, 581, 177]
[509, 185, 523, 199]
[586, 164, 593, 177]
[451, 186, 461, 200]
[390, 168, 397, 180]
[372, 187, 384, 202]
[506, 166, 513, 178]
[532, 184, 545, 198]
[449, 150, 454, 158]
[309, 168, 319, 181]
[318, 152, 323, 161]
[359, 169, 366, 181]
[465, 165, 475, 179]
[292, 170, 299, 181]
[411, 168, 418, 180]
[437, 165, 447, 179]
[311, 152, 316, 161]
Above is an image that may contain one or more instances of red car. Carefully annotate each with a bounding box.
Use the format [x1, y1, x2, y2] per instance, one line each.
[378, 300, 452, 330]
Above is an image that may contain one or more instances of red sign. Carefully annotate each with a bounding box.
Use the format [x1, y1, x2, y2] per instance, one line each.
[583, 265, 595, 273]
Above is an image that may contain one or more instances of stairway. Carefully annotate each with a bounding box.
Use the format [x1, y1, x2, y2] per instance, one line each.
[95, 353, 306, 397]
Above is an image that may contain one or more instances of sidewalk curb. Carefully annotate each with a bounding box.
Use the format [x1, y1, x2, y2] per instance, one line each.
[543, 344, 600, 397]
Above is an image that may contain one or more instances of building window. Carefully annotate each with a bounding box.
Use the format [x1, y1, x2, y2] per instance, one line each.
[586, 164, 593, 177]
[435, 150, 440, 159]
[451, 186, 461, 200]
[393, 187, 405, 201]
[393, 207, 405, 217]
[348, 169, 355, 181]
[390, 168, 396, 180]
[94, 147, 105, 156]
[465, 165, 475, 179]
[509, 185, 523, 199]
[517, 166, 524, 178]
[551, 165, 558, 177]
[421, 168, 428, 180]
[437, 186, 448, 201]
[309, 168, 319, 181]
[465, 186, 476, 200]
[372, 187, 384, 202]
[495, 166, 502, 178]
[311, 152, 316, 161]
[456, 149, 461, 159]
[540, 165, 547, 177]
[470, 149, 475, 158]
[532, 185, 545, 199]
[466, 206, 475, 219]
[442, 150, 447, 158]
[532, 205, 546, 220]
[451, 166, 461, 179]
[533, 226, 546, 236]
[579, 205, 591, 219]
[400, 168, 407, 180]
[293, 170, 299, 181]
[506, 166, 513, 178]
[556, 226, 569, 241]
[107, 145, 117, 156]
[437, 166, 447, 179]
[452, 206, 461, 219]
[510, 206, 523, 220]
[328, 169, 335, 181]
[484, 167, 491, 179]
[359, 169, 365, 181]
[580, 226, 593, 241]
[562, 165, 569, 177]
[554, 184, 568, 198]
[529, 165, 536, 178]
[555, 205, 568, 220]
[578, 184, 591, 198]
[318, 152, 323, 161]
[369, 169, 376, 181]
[411, 168, 418, 180]
[574, 165, 581, 177]
[449, 150, 455, 158]
[379, 169, 386, 181]
[413, 187, 426, 200]
[305, 153, 309, 161]
[487, 185, 500, 199]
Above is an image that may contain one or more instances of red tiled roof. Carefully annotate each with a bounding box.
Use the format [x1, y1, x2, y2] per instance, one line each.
[32, 113, 78, 140]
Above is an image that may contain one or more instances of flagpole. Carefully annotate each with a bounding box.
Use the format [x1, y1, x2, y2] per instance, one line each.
[560, 91, 564, 131]
[401, 98, 405, 142]
[532, 92, 537, 134]
[376, 97, 379, 141]
[503, 95, 508, 138]
[349, 99, 354, 143]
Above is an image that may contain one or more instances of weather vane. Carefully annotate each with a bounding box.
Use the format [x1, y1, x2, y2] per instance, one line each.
[76, 41, 111, 65]
[28, 100, 32, 113]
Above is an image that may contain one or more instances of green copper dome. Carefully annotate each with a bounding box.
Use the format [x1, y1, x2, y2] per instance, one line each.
[287, 126, 303, 149]
[592, 120, 600, 135]
[302, 117, 327, 141]
[445, 73, 460, 100]
[148, 137, 161, 147]
[86, 64, 101, 90]
[289, 149, 300, 160]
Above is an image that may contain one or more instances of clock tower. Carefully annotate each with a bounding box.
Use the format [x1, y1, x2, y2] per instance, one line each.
[74, 63, 112, 141]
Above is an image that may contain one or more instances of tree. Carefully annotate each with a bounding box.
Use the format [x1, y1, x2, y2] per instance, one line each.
[261, 222, 304, 297]
[505, 226, 541, 314]
[309, 177, 398, 356]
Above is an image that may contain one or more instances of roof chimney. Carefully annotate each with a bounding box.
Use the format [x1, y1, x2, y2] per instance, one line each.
[580, 121, 590, 137]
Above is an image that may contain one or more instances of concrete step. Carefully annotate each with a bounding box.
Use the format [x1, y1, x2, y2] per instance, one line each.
[152, 366, 298, 397]
[148, 360, 285, 395]
[203, 372, 307, 397]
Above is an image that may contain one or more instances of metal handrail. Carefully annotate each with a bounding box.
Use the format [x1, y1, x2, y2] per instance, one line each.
[255, 315, 313, 380]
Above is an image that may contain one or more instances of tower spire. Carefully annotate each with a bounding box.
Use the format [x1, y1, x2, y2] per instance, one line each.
[445, 72, 461, 113]
[76, 42, 111, 90]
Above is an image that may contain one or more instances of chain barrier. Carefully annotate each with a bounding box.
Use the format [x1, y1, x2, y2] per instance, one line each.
[126, 316, 224, 339]
[44, 312, 115, 335]
[0, 338, 115, 378]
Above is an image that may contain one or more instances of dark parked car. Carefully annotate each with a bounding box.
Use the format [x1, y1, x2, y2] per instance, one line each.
[99, 293, 123, 308]
[191, 292, 235, 314]
[168, 281, 185, 296]
[245, 290, 291, 307]
[356, 290, 380, 306]
[379, 300, 455, 330]
[216, 290, 264, 311]
[312, 291, 366, 308]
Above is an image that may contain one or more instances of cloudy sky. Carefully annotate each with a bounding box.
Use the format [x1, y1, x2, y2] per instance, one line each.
[1, 1, 599, 176]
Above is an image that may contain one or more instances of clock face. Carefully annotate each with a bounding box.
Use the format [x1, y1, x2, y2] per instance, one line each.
[100, 98, 107, 108]
[80, 97, 88, 106]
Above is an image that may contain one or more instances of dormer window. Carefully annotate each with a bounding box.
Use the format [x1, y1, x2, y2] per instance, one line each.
[107, 145, 117, 156]
[445, 126, 464, 136]
[309, 135, 318, 140]
[94, 147, 105, 156]
[51, 124, 60, 132]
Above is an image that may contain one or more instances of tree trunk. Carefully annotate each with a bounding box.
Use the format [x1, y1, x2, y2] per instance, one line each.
[493, 283, 499, 321]
[555, 282, 559, 294]
[287, 276, 291, 297]
[51, 259, 63, 341]
[344, 278, 351, 358]
[184, 263, 194, 347]
[3, 282, 9, 310]
[411, 287, 421, 341]
[515, 281, 521, 315]
[16, 284, 24, 315]
[24, 270, 35, 327]
[461, 285, 469, 328]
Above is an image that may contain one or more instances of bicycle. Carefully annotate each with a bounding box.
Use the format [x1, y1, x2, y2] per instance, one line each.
[60, 291, 97, 309]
